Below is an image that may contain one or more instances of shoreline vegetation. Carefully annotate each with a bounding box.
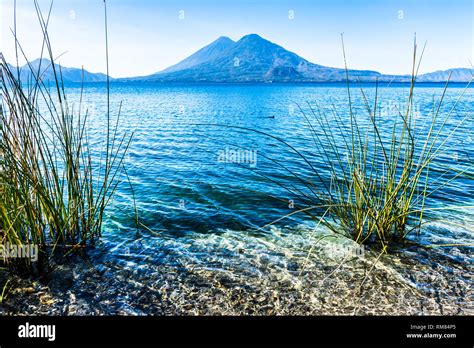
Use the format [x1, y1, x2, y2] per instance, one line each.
[247, 37, 473, 251]
[0, 1, 472, 314]
[1, 0, 131, 287]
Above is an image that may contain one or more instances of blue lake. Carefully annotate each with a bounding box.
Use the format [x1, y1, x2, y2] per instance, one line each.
[45, 82, 473, 314]
[64, 83, 472, 232]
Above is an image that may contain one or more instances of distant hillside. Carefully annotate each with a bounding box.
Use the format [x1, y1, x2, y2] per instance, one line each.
[10, 58, 109, 83]
[130, 34, 381, 82]
[14, 37, 472, 84]
[417, 68, 473, 82]
[124, 34, 472, 83]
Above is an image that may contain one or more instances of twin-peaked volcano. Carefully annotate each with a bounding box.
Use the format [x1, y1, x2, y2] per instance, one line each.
[14, 34, 472, 83]
[132, 34, 472, 83]
[139, 34, 380, 82]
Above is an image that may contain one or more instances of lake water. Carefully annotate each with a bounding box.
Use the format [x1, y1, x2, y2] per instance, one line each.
[30, 82, 473, 315]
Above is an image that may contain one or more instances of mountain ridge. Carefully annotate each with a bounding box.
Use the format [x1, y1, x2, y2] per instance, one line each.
[124, 34, 471, 83]
[10, 58, 109, 83]
[10, 35, 473, 83]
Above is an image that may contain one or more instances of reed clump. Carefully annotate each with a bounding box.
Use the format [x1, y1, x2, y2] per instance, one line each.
[286, 39, 472, 250]
[227, 38, 472, 251]
[0, 1, 130, 274]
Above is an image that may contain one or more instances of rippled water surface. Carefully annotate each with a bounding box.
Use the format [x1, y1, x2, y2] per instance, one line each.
[70, 83, 473, 238]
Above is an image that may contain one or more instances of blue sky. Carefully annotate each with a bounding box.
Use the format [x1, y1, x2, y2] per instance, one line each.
[1, 0, 472, 77]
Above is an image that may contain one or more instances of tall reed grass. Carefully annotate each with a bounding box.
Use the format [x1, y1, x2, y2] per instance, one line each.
[279, 38, 472, 250]
[210, 38, 472, 251]
[0, 0, 131, 274]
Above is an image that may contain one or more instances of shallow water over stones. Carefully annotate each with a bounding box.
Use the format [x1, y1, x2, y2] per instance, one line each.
[3, 83, 472, 315]
[2, 223, 472, 315]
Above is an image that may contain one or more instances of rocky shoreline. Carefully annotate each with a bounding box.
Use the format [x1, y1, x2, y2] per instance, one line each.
[1, 228, 471, 316]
